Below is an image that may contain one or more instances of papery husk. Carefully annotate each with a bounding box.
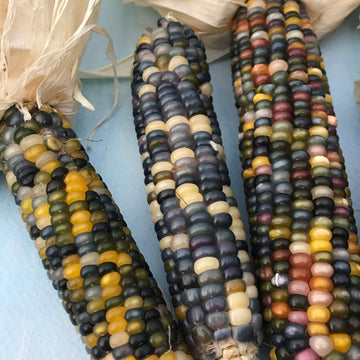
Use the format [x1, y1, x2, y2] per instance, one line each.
[202, 338, 258, 360]
[302, 0, 360, 39]
[124, 0, 360, 61]
[0, 0, 103, 126]
[85, 0, 360, 80]
[126, 0, 246, 62]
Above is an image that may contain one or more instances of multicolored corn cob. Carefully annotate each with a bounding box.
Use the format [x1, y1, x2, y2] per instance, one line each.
[230, 0, 360, 359]
[0, 103, 192, 360]
[130, 17, 262, 360]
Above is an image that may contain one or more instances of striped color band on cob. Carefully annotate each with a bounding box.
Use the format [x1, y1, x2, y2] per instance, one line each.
[130, 17, 262, 360]
[230, 0, 360, 359]
[0, 103, 192, 360]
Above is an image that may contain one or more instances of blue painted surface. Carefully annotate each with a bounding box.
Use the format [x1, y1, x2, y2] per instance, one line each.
[0, 2, 359, 359]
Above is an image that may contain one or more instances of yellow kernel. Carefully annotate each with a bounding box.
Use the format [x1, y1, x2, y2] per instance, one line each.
[84, 333, 98, 348]
[40, 159, 62, 173]
[253, 93, 272, 103]
[270, 348, 277, 360]
[101, 272, 121, 287]
[124, 296, 144, 310]
[62, 254, 80, 267]
[175, 304, 187, 320]
[307, 67, 323, 77]
[269, 227, 291, 240]
[66, 190, 86, 204]
[252, 156, 270, 168]
[309, 126, 328, 139]
[325, 94, 332, 103]
[93, 321, 108, 337]
[108, 319, 127, 335]
[309, 227, 332, 241]
[307, 322, 330, 336]
[70, 210, 91, 225]
[243, 121, 255, 132]
[160, 352, 176, 360]
[99, 250, 118, 264]
[144, 356, 159, 360]
[63, 263, 82, 279]
[329, 333, 351, 353]
[309, 155, 329, 168]
[127, 319, 146, 335]
[309, 240, 332, 253]
[102, 285, 122, 301]
[45, 136, 62, 152]
[34, 203, 50, 219]
[254, 126, 272, 137]
[87, 298, 105, 314]
[60, 115, 71, 128]
[234, 77, 242, 87]
[350, 261, 360, 276]
[21, 198, 33, 213]
[106, 306, 126, 323]
[72, 221, 93, 236]
[24, 144, 47, 162]
[67, 277, 83, 290]
[117, 253, 132, 267]
[64, 171, 86, 184]
[136, 35, 151, 47]
[38, 246, 47, 259]
[66, 182, 88, 193]
[307, 305, 331, 323]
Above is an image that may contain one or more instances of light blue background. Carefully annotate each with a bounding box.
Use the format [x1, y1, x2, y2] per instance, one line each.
[0, 2, 359, 359]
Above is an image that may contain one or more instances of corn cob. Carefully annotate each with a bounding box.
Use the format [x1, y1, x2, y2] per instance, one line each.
[0, 103, 192, 360]
[231, 0, 360, 359]
[131, 18, 262, 360]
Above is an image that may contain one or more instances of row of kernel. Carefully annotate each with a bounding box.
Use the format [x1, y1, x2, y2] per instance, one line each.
[269, 1, 312, 359]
